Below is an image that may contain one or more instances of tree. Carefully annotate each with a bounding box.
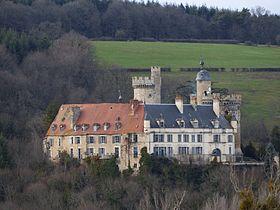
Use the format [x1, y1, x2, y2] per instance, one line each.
[0, 133, 11, 168]
[242, 142, 259, 160]
[139, 147, 152, 174]
[271, 126, 280, 153]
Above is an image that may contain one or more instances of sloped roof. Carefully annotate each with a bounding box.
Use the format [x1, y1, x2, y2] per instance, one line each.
[196, 69, 211, 81]
[46, 103, 144, 136]
[144, 104, 232, 129]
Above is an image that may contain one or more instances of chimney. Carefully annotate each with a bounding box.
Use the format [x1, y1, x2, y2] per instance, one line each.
[212, 93, 220, 117]
[129, 99, 140, 116]
[175, 95, 184, 114]
[190, 94, 197, 105]
[70, 106, 80, 129]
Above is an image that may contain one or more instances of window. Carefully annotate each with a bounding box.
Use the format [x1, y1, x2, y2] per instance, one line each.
[98, 148, 105, 157]
[75, 137, 80, 144]
[129, 133, 138, 142]
[113, 135, 121, 143]
[183, 134, 189, 142]
[178, 147, 187, 155]
[167, 147, 173, 156]
[70, 148, 73, 158]
[154, 147, 166, 156]
[88, 136, 95, 144]
[58, 138, 61, 146]
[167, 134, 173, 142]
[229, 147, 232, 155]
[70, 137, 74, 144]
[115, 147, 120, 158]
[179, 121, 185, 128]
[196, 147, 203, 154]
[213, 135, 221, 143]
[191, 135, 195, 142]
[87, 148, 94, 156]
[228, 135, 233, 143]
[133, 134, 138, 143]
[99, 136, 107, 144]
[49, 138, 54, 146]
[133, 147, 138, 158]
[78, 148, 81, 160]
[103, 123, 110, 131]
[153, 134, 164, 142]
[178, 134, 182, 142]
[159, 147, 166, 157]
[154, 147, 159, 156]
[191, 147, 203, 154]
[197, 134, 202, 142]
[159, 121, 164, 128]
[93, 124, 100, 131]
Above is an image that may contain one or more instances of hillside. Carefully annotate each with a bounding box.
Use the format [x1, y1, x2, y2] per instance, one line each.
[93, 41, 280, 131]
[93, 41, 280, 69]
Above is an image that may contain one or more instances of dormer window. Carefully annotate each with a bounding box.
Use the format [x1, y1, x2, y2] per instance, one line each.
[73, 124, 80, 132]
[212, 119, 219, 129]
[156, 120, 165, 128]
[81, 124, 89, 131]
[176, 118, 185, 128]
[156, 114, 165, 128]
[103, 122, 110, 131]
[190, 119, 199, 128]
[51, 124, 57, 131]
[115, 117, 122, 130]
[59, 124, 66, 131]
[115, 122, 122, 130]
[93, 123, 100, 131]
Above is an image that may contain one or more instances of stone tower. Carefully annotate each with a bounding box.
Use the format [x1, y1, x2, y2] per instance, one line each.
[196, 62, 212, 105]
[192, 60, 242, 157]
[132, 66, 161, 104]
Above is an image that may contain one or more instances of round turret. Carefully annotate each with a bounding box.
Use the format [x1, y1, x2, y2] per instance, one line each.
[196, 69, 211, 81]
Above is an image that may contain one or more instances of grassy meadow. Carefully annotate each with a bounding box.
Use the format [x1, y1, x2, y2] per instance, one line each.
[92, 41, 280, 69]
[92, 41, 280, 129]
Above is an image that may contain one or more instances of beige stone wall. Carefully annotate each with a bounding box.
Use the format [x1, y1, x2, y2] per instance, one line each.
[151, 66, 161, 103]
[196, 80, 211, 105]
[132, 66, 161, 104]
[45, 133, 148, 171]
[133, 87, 157, 104]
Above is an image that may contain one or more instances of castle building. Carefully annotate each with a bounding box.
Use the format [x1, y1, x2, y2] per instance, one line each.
[44, 64, 242, 170]
[132, 66, 161, 103]
[44, 102, 146, 171]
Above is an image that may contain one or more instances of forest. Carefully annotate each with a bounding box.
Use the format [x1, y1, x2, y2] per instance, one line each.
[0, 0, 280, 209]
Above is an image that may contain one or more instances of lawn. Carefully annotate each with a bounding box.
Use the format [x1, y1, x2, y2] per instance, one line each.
[92, 41, 280, 69]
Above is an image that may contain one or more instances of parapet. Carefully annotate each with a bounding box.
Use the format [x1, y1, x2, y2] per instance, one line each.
[132, 76, 155, 88]
[151, 66, 161, 72]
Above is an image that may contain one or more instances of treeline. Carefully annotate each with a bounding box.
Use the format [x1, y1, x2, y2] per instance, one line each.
[1, 0, 280, 53]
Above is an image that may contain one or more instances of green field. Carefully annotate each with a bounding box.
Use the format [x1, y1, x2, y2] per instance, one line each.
[162, 71, 280, 129]
[92, 41, 280, 130]
[93, 41, 280, 69]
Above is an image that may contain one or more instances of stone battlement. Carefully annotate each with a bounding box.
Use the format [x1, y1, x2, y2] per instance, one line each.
[132, 76, 155, 87]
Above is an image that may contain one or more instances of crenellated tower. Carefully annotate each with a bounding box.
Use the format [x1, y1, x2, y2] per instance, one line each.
[132, 66, 161, 104]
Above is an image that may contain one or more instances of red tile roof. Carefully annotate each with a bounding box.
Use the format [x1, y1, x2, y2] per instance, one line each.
[46, 102, 144, 136]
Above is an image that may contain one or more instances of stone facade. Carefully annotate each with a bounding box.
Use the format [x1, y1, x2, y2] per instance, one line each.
[44, 64, 242, 171]
[192, 67, 242, 156]
[132, 66, 161, 103]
